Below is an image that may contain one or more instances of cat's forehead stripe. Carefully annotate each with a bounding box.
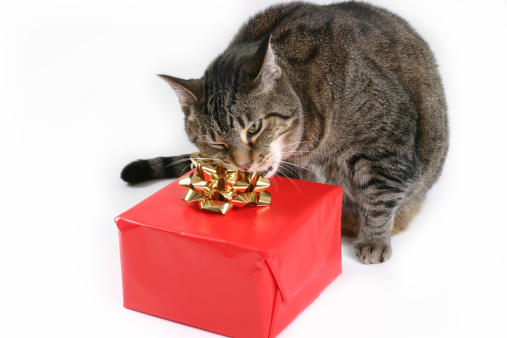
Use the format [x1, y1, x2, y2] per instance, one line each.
[209, 129, 217, 142]
[203, 88, 240, 133]
[237, 116, 245, 129]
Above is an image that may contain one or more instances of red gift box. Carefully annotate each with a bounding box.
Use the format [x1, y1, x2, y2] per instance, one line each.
[115, 176, 342, 338]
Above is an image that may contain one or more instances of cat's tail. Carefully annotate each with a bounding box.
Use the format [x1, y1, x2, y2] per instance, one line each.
[120, 155, 191, 184]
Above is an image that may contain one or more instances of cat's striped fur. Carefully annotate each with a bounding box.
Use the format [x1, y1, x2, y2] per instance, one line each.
[121, 2, 448, 264]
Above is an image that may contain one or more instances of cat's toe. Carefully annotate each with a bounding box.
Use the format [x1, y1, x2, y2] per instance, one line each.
[354, 241, 392, 264]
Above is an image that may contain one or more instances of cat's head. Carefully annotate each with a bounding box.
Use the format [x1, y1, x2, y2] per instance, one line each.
[159, 36, 303, 178]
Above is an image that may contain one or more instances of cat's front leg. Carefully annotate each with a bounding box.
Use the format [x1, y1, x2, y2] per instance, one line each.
[354, 213, 393, 264]
[353, 172, 409, 264]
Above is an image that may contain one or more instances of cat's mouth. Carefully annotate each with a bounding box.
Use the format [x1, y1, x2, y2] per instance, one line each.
[254, 155, 281, 179]
[250, 138, 289, 179]
[243, 149, 282, 179]
[261, 165, 275, 178]
[246, 158, 279, 179]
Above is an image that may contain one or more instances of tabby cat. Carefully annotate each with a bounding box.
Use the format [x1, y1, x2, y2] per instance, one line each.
[121, 2, 448, 264]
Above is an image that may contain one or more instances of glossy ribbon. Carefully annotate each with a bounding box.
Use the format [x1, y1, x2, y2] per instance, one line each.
[179, 152, 271, 215]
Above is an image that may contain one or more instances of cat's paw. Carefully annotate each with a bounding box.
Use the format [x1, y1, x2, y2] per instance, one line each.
[354, 241, 392, 264]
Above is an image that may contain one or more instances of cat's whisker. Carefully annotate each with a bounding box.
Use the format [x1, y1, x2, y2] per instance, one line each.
[276, 167, 303, 196]
[280, 160, 312, 172]
[179, 162, 193, 177]
[279, 162, 301, 179]
[281, 149, 328, 155]
[165, 158, 192, 168]
[193, 156, 222, 165]
[193, 157, 215, 161]
[281, 139, 326, 149]
[282, 150, 331, 159]
[168, 156, 221, 176]
[269, 174, 279, 195]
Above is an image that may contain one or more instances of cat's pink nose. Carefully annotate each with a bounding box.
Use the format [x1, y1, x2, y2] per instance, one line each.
[236, 163, 252, 170]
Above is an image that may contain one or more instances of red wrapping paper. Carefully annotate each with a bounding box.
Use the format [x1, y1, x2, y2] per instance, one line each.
[115, 176, 342, 338]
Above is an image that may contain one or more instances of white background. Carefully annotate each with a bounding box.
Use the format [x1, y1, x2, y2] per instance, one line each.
[2, 0, 506, 337]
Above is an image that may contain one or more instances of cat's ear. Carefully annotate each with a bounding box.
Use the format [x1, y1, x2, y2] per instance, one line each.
[244, 35, 281, 94]
[157, 74, 201, 108]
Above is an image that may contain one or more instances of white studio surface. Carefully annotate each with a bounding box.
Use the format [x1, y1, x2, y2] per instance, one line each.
[2, 0, 506, 337]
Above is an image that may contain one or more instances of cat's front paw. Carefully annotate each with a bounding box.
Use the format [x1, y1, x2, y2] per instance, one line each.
[354, 241, 392, 264]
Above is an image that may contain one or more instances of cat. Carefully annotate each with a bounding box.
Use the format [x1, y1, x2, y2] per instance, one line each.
[121, 1, 449, 264]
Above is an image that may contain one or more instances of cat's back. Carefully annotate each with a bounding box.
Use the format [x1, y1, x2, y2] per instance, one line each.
[231, 1, 424, 53]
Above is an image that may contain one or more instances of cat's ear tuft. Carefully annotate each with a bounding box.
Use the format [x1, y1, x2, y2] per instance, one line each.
[244, 35, 281, 94]
[157, 75, 201, 108]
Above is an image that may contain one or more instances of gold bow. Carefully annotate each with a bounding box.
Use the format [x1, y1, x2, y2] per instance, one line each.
[178, 152, 271, 215]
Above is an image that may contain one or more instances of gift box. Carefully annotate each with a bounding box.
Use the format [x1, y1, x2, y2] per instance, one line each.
[115, 175, 342, 338]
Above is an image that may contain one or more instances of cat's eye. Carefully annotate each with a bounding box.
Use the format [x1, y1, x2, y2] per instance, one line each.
[247, 119, 262, 135]
[209, 142, 228, 150]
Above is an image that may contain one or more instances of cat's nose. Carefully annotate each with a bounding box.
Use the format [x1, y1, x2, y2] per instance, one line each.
[236, 162, 252, 170]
